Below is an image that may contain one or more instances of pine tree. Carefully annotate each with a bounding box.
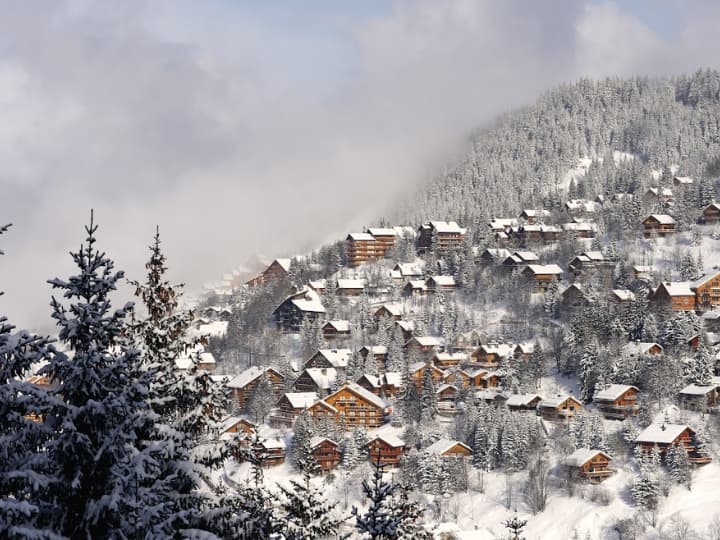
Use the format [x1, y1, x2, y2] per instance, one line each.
[292, 411, 315, 470]
[666, 443, 692, 490]
[247, 372, 277, 423]
[578, 342, 599, 402]
[341, 435, 361, 470]
[419, 366, 438, 421]
[0, 224, 58, 538]
[277, 463, 345, 540]
[41, 215, 159, 538]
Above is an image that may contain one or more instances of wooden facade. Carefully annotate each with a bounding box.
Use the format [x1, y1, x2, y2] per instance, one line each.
[635, 424, 711, 464]
[311, 437, 342, 471]
[368, 435, 405, 467]
[593, 385, 639, 419]
[702, 202, 720, 224]
[322, 320, 351, 341]
[426, 439, 473, 458]
[652, 282, 697, 312]
[693, 271, 720, 311]
[273, 288, 326, 332]
[292, 368, 337, 397]
[269, 392, 318, 428]
[308, 383, 389, 429]
[346, 229, 396, 268]
[245, 258, 291, 287]
[538, 396, 582, 422]
[566, 450, 613, 483]
[227, 367, 285, 412]
[678, 384, 719, 413]
[642, 214, 676, 236]
[417, 221, 466, 254]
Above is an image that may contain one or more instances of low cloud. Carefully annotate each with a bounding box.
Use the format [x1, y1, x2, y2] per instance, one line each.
[1, 0, 719, 330]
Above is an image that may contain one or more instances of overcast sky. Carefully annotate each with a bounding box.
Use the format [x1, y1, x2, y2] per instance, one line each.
[1, 0, 720, 331]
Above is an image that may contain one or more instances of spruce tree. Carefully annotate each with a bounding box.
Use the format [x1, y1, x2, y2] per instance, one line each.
[666, 443, 692, 490]
[0, 224, 58, 538]
[41, 215, 158, 538]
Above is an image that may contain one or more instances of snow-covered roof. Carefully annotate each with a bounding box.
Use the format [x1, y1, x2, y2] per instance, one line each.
[337, 278, 366, 290]
[287, 287, 326, 313]
[679, 383, 718, 396]
[674, 176, 694, 185]
[261, 438, 286, 450]
[524, 264, 563, 275]
[313, 348, 352, 368]
[539, 395, 580, 408]
[636, 424, 692, 445]
[367, 227, 397, 237]
[489, 218, 518, 229]
[425, 438, 471, 456]
[405, 280, 428, 290]
[271, 258, 292, 272]
[566, 199, 601, 212]
[645, 214, 676, 225]
[479, 342, 514, 357]
[347, 232, 375, 241]
[428, 275, 456, 286]
[434, 352, 468, 362]
[304, 367, 338, 389]
[435, 383, 457, 394]
[324, 320, 351, 332]
[308, 278, 327, 290]
[702, 310, 720, 321]
[372, 433, 405, 448]
[340, 382, 389, 409]
[612, 289, 635, 301]
[660, 281, 695, 296]
[393, 262, 424, 276]
[409, 336, 444, 347]
[565, 449, 611, 467]
[198, 352, 216, 365]
[513, 251, 539, 262]
[358, 374, 381, 388]
[396, 320, 415, 332]
[283, 392, 319, 409]
[633, 265, 655, 273]
[622, 341, 662, 356]
[593, 384, 638, 402]
[505, 394, 542, 407]
[375, 304, 404, 317]
[562, 221, 596, 232]
[426, 220, 466, 234]
[514, 342, 535, 355]
[226, 366, 278, 389]
[310, 436, 338, 449]
[219, 416, 254, 433]
[480, 248, 512, 259]
[383, 371, 402, 386]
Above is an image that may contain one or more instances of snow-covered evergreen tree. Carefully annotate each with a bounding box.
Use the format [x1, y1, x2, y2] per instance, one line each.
[666, 443, 692, 490]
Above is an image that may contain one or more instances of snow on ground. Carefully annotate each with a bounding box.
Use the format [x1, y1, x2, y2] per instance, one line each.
[560, 157, 593, 191]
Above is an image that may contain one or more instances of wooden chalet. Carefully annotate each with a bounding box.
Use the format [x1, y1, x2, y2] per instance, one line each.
[560, 283, 591, 309]
[692, 271, 720, 311]
[310, 437, 342, 471]
[322, 320, 351, 341]
[308, 382, 390, 429]
[292, 367, 338, 397]
[409, 361, 445, 390]
[256, 438, 286, 467]
[474, 389, 508, 406]
[513, 342, 536, 361]
[346, 232, 382, 268]
[196, 352, 217, 371]
[562, 220, 596, 239]
[609, 289, 635, 304]
[538, 395, 582, 422]
[651, 282, 696, 311]
[635, 424, 711, 464]
[644, 187, 674, 203]
[567, 251, 607, 275]
[444, 369, 471, 390]
[453, 330, 485, 352]
[502, 251, 540, 270]
[426, 275, 457, 293]
[505, 393, 543, 413]
[673, 176, 694, 187]
[519, 209, 550, 225]
[436, 383, 459, 403]
[522, 264, 563, 292]
[337, 278, 366, 297]
[593, 384, 639, 419]
[405, 336, 444, 358]
[381, 371, 402, 398]
[432, 351, 468, 369]
[367, 434, 406, 467]
[219, 416, 257, 439]
[269, 392, 318, 428]
[470, 342, 514, 368]
[478, 248, 511, 264]
[702, 202, 720, 224]
[395, 320, 415, 341]
[391, 262, 424, 281]
[356, 373, 383, 395]
[425, 439, 472, 458]
[632, 265, 655, 280]
[245, 258, 291, 287]
[622, 341, 663, 357]
[565, 199, 601, 214]
[565, 449, 613, 483]
[402, 280, 428, 298]
[642, 214, 677, 236]
[417, 221, 466, 254]
[273, 288, 326, 332]
[305, 348, 352, 372]
[678, 383, 719, 413]
[367, 227, 398, 256]
[226, 366, 285, 412]
[374, 304, 404, 321]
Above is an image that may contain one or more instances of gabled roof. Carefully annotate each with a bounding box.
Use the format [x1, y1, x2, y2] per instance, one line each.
[593, 384, 638, 402]
[282, 392, 319, 409]
[644, 214, 676, 225]
[692, 271, 720, 289]
[395, 320, 415, 332]
[283, 287, 326, 313]
[636, 424, 693, 445]
[393, 262, 424, 276]
[367, 227, 397, 237]
[622, 342, 663, 356]
[480, 248, 512, 260]
[409, 361, 443, 374]
[425, 438, 471, 456]
[323, 320, 351, 332]
[383, 371, 402, 386]
[514, 342, 535, 355]
[655, 281, 694, 297]
[310, 436, 339, 449]
[260, 437, 286, 450]
[303, 367, 338, 390]
[227, 366, 282, 389]
[704, 202, 720, 212]
[347, 232, 375, 241]
[270, 258, 292, 272]
[477, 342, 514, 358]
[357, 373, 382, 388]
[311, 349, 352, 368]
[427, 275, 456, 287]
[375, 304, 404, 317]
[423, 220, 466, 234]
[679, 383, 718, 396]
[674, 176, 694, 185]
[513, 251, 540, 262]
[524, 264, 563, 276]
[404, 280, 428, 291]
[435, 383, 458, 394]
[539, 395, 581, 408]
[611, 289, 635, 301]
[562, 221, 596, 232]
[330, 382, 388, 410]
[565, 449, 612, 467]
[505, 393, 542, 407]
[337, 278, 366, 290]
[433, 352, 468, 363]
[408, 336, 444, 348]
[371, 433, 406, 448]
[361, 345, 388, 355]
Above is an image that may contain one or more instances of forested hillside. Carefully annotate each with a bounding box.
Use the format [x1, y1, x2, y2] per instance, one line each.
[400, 70, 720, 231]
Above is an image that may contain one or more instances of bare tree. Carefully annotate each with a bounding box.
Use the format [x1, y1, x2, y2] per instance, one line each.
[524, 454, 550, 514]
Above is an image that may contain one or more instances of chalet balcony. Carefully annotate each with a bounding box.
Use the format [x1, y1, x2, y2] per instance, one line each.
[597, 404, 639, 419]
[689, 455, 712, 465]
